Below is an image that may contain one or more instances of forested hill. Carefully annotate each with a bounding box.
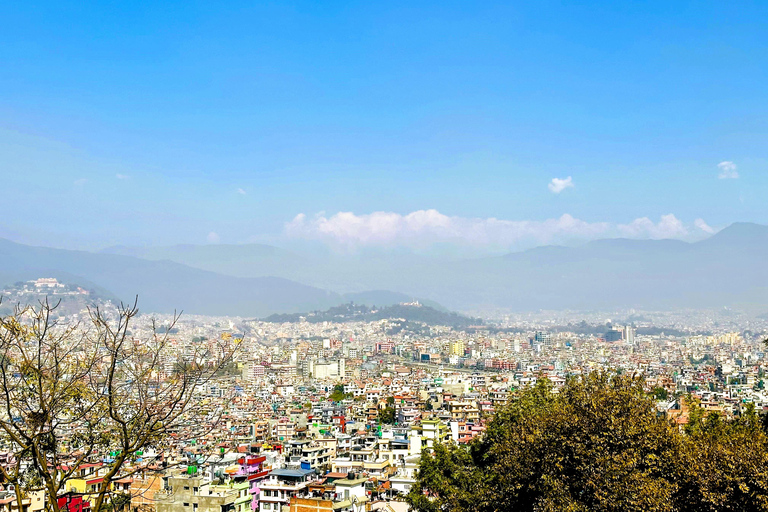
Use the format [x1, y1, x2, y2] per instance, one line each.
[262, 302, 482, 327]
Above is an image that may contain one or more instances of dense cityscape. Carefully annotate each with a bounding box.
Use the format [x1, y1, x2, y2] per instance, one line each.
[2, 277, 767, 511]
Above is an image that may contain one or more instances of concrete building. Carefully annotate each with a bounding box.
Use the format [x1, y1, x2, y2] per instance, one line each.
[155, 476, 239, 512]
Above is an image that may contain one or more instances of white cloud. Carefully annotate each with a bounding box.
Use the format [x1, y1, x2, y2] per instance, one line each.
[237, 188, 247, 195]
[285, 210, 710, 251]
[116, 173, 130, 180]
[717, 161, 739, 179]
[694, 218, 715, 234]
[548, 176, 574, 194]
[617, 214, 688, 239]
[206, 231, 220, 244]
[73, 178, 88, 187]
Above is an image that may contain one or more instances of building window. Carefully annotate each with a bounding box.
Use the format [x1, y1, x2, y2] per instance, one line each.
[184, 503, 190, 507]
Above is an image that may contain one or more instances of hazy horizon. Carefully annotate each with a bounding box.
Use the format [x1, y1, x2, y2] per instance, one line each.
[1, 219, 762, 259]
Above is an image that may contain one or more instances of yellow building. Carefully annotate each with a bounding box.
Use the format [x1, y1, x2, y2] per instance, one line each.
[450, 340, 465, 356]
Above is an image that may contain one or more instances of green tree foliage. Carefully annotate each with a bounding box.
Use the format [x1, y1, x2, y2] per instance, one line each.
[328, 383, 352, 402]
[406, 442, 480, 512]
[379, 406, 396, 424]
[676, 402, 768, 511]
[407, 373, 768, 512]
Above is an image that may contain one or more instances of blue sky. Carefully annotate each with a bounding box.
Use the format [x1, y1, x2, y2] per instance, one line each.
[1, 0, 767, 252]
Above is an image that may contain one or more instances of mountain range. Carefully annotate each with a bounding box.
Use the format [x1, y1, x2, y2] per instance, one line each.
[0, 239, 434, 316]
[2, 222, 767, 316]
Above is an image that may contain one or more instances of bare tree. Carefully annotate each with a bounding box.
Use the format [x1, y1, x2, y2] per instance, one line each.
[0, 298, 238, 512]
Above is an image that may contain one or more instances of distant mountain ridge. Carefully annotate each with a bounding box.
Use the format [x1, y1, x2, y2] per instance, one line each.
[3, 222, 768, 315]
[0, 238, 341, 316]
[0, 239, 443, 317]
[101, 243, 304, 278]
[449, 222, 768, 311]
[95, 222, 768, 312]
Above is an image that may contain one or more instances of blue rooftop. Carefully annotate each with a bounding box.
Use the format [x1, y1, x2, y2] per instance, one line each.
[270, 468, 315, 478]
